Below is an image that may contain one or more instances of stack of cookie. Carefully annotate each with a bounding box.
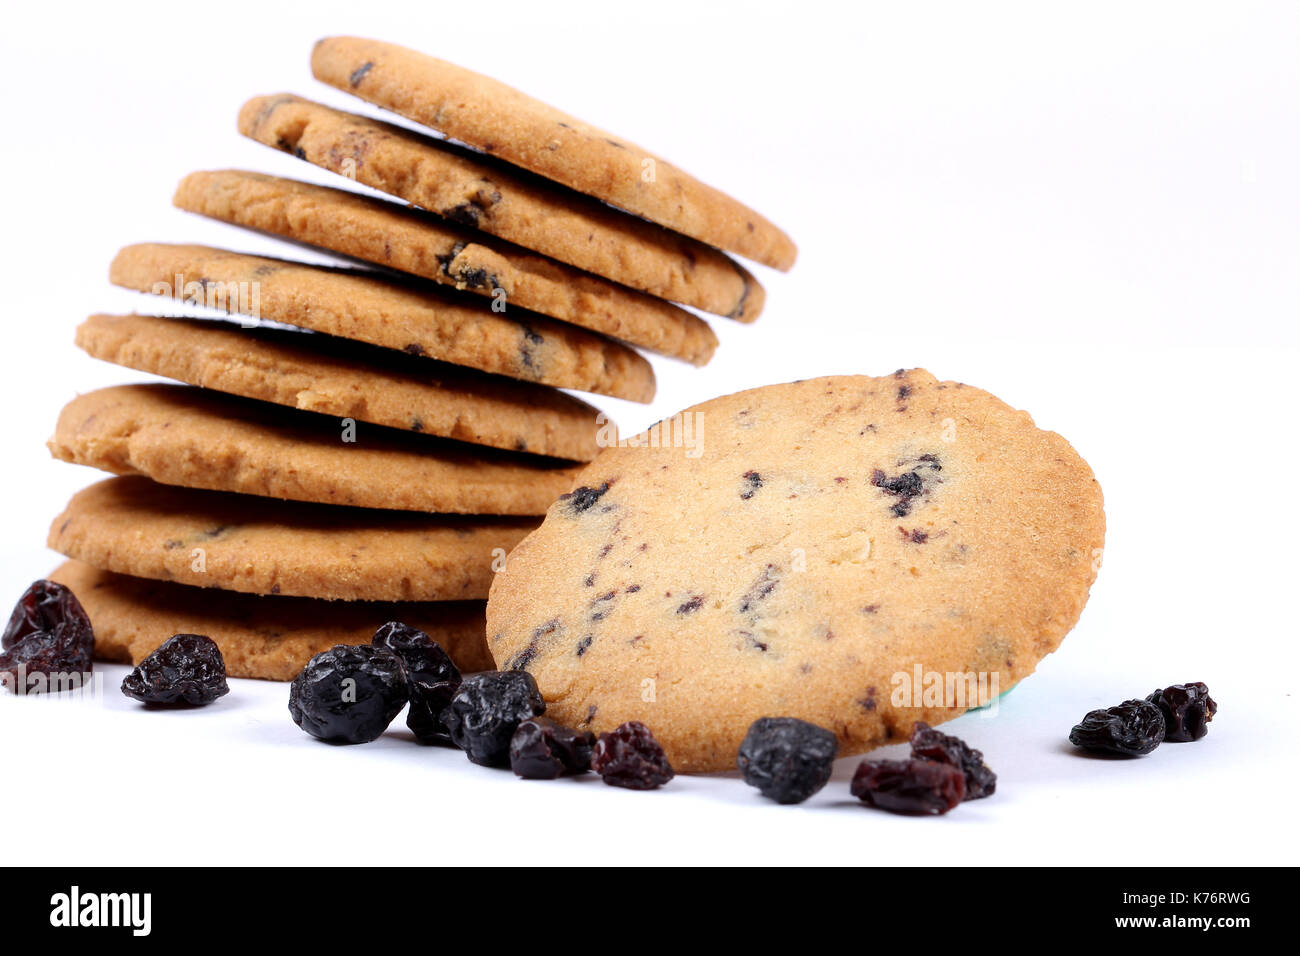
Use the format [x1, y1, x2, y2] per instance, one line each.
[44, 36, 795, 680]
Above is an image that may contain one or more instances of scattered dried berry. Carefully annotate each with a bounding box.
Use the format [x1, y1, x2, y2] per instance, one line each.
[121, 634, 229, 706]
[441, 671, 546, 766]
[1147, 682, 1217, 742]
[910, 722, 996, 800]
[0, 579, 95, 694]
[509, 717, 595, 779]
[736, 717, 838, 804]
[371, 621, 462, 744]
[851, 758, 965, 814]
[288, 644, 408, 744]
[1069, 699, 1165, 756]
[561, 483, 609, 515]
[590, 721, 674, 790]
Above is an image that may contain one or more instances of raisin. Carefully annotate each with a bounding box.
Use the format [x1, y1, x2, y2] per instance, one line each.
[910, 722, 996, 800]
[590, 721, 674, 790]
[441, 671, 546, 766]
[509, 717, 596, 779]
[0, 580, 95, 695]
[1147, 683, 1217, 742]
[1069, 699, 1165, 756]
[736, 717, 838, 804]
[121, 634, 229, 706]
[851, 758, 965, 814]
[371, 621, 462, 744]
[561, 483, 609, 515]
[288, 644, 408, 744]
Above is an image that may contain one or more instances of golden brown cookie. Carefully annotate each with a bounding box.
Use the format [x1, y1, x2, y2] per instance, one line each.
[175, 169, 761, 329]
[239, 93, 750, 332]
[49, 385, 581, 515]
[311, 37, 796, 272]
[48, 560, 492, 680]
[76, 313, 603, 461]
[485, 370, 1106, 772]
[49, 476, 533, 601]
[109, 243, 655, 403]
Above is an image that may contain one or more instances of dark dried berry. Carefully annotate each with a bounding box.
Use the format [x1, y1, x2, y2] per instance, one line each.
[288, 644, 408, 744]
[561, 483, 609, 514]
[441, 671, 545, 766]
[0, 579, 95, 694]
[121, 634, 229, 706]
[736, 717, 838, 804]
[1146, 683, 1217, 742]
[910, 722, 996, 800]
[851, 758, 965, 814]
[1069, 699, 1165, 756]
[371, 621, 462, 744]
[590, 721, 674, 790]
[509, 717, 596, 779]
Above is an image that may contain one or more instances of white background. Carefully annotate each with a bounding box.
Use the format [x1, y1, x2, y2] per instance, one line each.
[1, 1, 1297, 865]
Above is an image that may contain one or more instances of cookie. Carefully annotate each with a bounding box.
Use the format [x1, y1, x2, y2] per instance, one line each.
[238, 94, 749, 331]
[311, 36, 797, 272]
[77, 313, 603, 461]
[48, 560, 492, 680]
[485, 370, 1106, 772]
[175, 170, 761, 332]
[49, 384, 581, 516]
[49, 476, 533, 601]
[109, 243, 655, 403]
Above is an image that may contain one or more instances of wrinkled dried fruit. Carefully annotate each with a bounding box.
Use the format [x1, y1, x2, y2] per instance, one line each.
[441, 671, 545, 766]
[736, 717, 838, 804]
[371, 621, 462, 744]
[121, 634, 229, 705]
[0, 579, 95, 694]
[590, 721, 674, 790]
[289, 644, 408, 744]
[851, 758, 965, 814]
[1147, 682, 1217, 742]
[1069, 698, 1165, 756]
[910, 722, 997, 800]
[510, 717, 596, 779]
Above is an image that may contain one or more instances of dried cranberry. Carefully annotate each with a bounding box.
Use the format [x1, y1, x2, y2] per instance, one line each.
[509, 717, 595, 779]
[851, 758, 965, 814]
[910, 722, 997, 800]
[736, 717, 838, 804]
[0, 580, 95, 695]
[1146, 683, 1217, 742]
[590, 721, 674, 790]
[121, 634, 229, 705]
[1069, 699, 1165, 756]
[371, 621, 462, 744]
[441, 671, 546, 766]
[289, 644, 408, 744]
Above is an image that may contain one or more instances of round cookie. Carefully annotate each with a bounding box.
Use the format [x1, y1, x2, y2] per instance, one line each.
[175, 169, 763, 324]
[237, 93, 737, 344]
[50, 477, 535, 602]
[311, 36, 797, 273]
[109, 243, 656, 403]
[485, 370, 1106, 772]
[49, 384, 581, 516]
[77, 313, 604, 461]
[49, 560, 492, 680]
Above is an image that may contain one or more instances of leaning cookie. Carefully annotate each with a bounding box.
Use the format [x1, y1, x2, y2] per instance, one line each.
[485, 370, 1105, 772]
[49, 560, 492, 680]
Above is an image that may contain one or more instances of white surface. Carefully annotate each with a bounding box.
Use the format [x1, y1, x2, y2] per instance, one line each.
[1, 1, 1297, 865]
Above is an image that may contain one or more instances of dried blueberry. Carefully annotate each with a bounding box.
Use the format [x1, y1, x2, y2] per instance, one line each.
[590, 721, 674, 790]
[371, 621, 462, 744]
[0, 580, 95, 695]
[910, 722, 996, 800]
[441, 671, 545, 766]
[1146, 683, 1217, 742]
[736, 717, 838, 804]
[121, 634, 229, 706]
[851, 758, 965, 814]
[509, 717, 595, 779]
[561, 483, 609, 515]
[1069, 699, 1165, 756]
[288, 644, 408, 744]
